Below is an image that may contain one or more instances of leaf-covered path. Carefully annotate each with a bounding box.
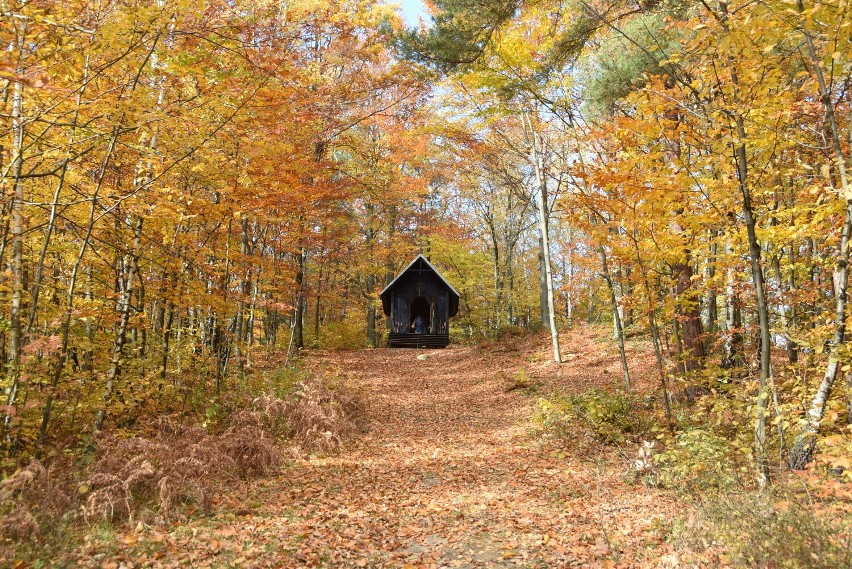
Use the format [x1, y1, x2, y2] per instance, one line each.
[111, 330, 681, 568]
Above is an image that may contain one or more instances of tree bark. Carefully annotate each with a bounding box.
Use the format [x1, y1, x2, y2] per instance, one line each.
[524, 111, 561, 363]
[2, 60, 26, 444]
[36, 128, 117, 451]
[705, 239, 718, 334]
[292, 247, 305, 350]
[538, 238, 548, 327]
[710, 0, 771, 485]
[366, 273, 377, 347]
[673, 257, 706, 373]
[722, 236, 744, 368]
[93, 217, 144, 432]
[600, 246, 631, 390]
[788, 0, 852, 469]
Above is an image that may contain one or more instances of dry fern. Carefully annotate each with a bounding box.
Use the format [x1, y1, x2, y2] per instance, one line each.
[282, 379, 365, 453]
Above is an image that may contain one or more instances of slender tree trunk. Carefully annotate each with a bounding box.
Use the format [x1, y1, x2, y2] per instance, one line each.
[291, 247, 305, 352]
[587, 280, 595, 323]
[705, 239, 718, 334]
[709, 0, 771, 485]
[600, 246, 631, 390]
[538, 238, 548, 327]
[772, 248, 798, 363]
[524, 112, 561, 363]
[739, 141, 772, 486]
[160, 299, 174, 383]
[786, 246, 799, 363]
[366, 273, 377, 347]
[506, 247, 515, 325]
[723, 236, 744, 368]
[313, 265, 323, 341]
[83, 266, 94, 373]
[565, 228, 574, 327]
[740, 145, 772, 486]
[488, 219, 502, 331]
[37, 128, 119, 449]
[2, 65, 26, 444]
[788, 0, 852, 469]
[93, 217, 143, 432]
[27, 57, 89, 336]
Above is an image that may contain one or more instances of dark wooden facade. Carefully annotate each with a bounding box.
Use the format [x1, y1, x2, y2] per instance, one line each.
[380, 255, 460, 348]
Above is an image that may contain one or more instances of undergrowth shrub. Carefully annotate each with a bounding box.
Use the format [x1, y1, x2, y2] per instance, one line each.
[283, 379, 366, 453]
[536, 388, 649, 446]
[2, 373, 365, 554]
[317, 316, 367, 349]
[0, 459, 75, 543]
[653, 428, 746, 492]
[677, 491, 852, 567]
[82, 418, 238, 523]
[80, 376, 363, 522]
[260, 365, 311, 399]
[813, 433, 852, 483]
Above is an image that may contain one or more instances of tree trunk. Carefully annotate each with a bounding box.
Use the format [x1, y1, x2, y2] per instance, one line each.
[587, 280, 595, 323]
[673, 257, 705, 373]
[94, 217, 144, 432]
[565, 228, 574, 327]
[772, 248, 798, 363]
[292, 247, 305, 350]
[524, 112, 561, 363]
[788, 0, 852, 469]
[2, 67, 26, 444]
[160, 300, 174, 383]
[740, 144, 772, 485]
[705, 239, 718, 334]
[723, 236, 744, 368]
[366, 273, 377, 347]
[739, 137, 772, 486]
[538, 238, 548, 327]
[600, 247, 631, 390]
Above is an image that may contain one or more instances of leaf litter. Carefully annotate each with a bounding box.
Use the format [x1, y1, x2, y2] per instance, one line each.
[71, 325, 681, 568]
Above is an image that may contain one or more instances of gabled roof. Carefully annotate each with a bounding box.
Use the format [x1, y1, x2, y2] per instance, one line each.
[379, 254, 460, 300]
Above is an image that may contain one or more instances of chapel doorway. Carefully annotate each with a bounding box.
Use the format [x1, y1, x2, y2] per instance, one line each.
[409, 297, 431, 333]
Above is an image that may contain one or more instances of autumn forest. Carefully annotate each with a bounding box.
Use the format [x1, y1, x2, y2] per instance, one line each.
[2, 0, 852, 565]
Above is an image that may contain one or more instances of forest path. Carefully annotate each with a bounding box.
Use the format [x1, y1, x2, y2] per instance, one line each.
[136, 329, 678, 567]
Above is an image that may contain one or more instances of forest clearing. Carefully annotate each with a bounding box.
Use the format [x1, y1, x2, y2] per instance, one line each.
[3, 0, 852, 566]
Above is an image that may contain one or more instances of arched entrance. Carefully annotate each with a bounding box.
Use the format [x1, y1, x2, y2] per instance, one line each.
[409, 297, 431, 333]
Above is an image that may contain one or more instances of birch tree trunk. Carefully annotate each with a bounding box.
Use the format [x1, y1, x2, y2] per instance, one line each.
[524, 112, 561, 363]
[788, 0, 852, 469]
[2, 50, 26, 444]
